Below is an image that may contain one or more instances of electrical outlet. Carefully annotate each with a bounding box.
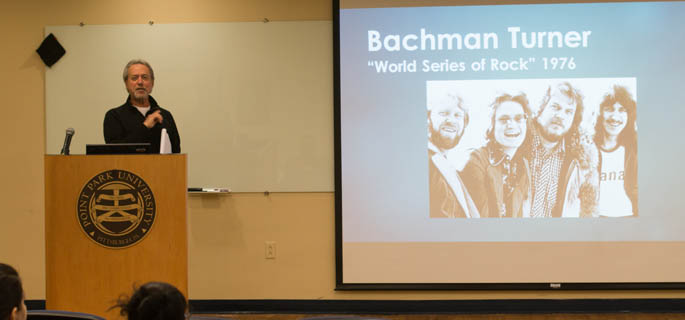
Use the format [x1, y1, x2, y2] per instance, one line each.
[265, 241, 276, 259]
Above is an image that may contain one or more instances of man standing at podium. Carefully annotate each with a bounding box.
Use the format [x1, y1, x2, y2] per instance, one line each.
[104, 59, 181, 153]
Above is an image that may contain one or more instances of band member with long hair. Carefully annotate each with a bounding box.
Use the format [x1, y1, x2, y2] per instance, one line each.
[527, 82, 599, 218]
[593, 85, 638, 217]
[462, 93, 533, 218]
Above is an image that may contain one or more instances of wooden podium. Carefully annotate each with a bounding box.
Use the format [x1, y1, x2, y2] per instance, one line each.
[44, 154, 188, 319]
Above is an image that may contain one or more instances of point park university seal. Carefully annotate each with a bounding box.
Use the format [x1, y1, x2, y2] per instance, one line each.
[78, 169, 156, 248]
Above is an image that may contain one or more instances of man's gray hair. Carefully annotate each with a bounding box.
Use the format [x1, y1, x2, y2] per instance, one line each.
[123, 59, 155, 81]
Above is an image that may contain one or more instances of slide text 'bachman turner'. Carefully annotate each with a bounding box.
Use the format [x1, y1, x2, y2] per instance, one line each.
[368, 27, 591, 52]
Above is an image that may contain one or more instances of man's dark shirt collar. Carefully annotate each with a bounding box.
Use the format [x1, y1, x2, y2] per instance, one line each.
[123, 95, 160, 112]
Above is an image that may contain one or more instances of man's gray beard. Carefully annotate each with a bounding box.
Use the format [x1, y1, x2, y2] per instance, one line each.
[131, 93, 147, 104]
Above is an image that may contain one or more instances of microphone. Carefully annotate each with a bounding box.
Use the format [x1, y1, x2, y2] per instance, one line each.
[60, 127, 75, 155]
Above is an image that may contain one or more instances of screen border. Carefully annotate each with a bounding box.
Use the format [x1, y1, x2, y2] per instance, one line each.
[332, 0, 685, 290]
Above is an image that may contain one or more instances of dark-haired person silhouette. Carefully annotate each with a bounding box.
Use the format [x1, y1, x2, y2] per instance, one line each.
[113, 282, 187, 320]
[0, 263, 26, 320]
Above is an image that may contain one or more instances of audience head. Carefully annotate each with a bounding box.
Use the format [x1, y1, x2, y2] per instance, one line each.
[0, 263, 18, 277]
[115, 282, 187, 320]
[0, 263, 26, 320]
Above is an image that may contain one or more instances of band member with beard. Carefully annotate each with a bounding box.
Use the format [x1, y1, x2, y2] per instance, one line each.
[104, 59, 181, 153]
[462, 93, 532, 218]
[593, 85, 637, 217]
[427, 93, 479, 218]
[528, 82, 599, 218]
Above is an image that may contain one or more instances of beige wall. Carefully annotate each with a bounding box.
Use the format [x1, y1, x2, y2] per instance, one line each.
[1, 0, 684, 303]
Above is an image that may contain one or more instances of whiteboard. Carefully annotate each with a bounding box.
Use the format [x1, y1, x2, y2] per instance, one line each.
[45, 21, 334, 192]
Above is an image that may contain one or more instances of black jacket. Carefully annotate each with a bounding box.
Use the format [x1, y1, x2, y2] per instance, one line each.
[103, 95, 181, 153]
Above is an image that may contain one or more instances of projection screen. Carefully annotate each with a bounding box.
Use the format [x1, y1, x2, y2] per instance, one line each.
[335, 0, 685, 289]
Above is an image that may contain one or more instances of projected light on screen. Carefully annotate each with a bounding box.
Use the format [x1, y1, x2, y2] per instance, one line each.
[335, 0, 685, 289]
